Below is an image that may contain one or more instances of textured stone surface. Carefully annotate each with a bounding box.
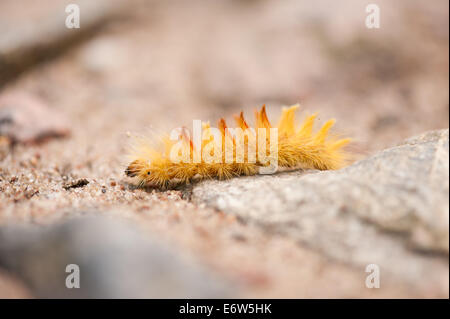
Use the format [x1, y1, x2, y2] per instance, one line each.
[0, 216, 231, 298]
[193, 129, 449, 294]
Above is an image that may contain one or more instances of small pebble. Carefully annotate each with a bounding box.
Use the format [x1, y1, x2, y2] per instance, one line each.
[63, 178, 89, 190]
[30, 156, 38, 167]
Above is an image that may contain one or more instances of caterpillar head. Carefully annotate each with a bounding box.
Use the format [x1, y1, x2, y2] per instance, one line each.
[125, 160, 153, 185]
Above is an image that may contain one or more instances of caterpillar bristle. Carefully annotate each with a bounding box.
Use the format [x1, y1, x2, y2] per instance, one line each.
[125, 104, 352, 188]
[255, 104, 271, 129]
[315, 119, 335, 144]
[234, 111, 249, 130]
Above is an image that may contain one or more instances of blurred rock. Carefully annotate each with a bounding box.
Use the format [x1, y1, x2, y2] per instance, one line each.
[0, 91, 70, 144]
[79, 37, 129, 75]
[193, 129, 449, 295]
[0, 269, 31, 298]
[0, 216, 232, 298]
[0, 0, 128, 87]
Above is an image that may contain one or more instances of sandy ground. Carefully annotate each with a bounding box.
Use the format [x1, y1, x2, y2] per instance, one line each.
[0, 0, 448, 298]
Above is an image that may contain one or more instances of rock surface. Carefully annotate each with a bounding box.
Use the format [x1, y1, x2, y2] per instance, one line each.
[193, 129, 449, 295]
[0, 216, 231, 298]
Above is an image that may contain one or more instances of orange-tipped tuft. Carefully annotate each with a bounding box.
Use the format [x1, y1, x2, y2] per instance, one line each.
[255, 105, 271, 129]
[234, 111, 249, 130]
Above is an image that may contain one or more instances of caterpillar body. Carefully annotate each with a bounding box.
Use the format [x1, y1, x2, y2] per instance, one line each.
[125, 105, 351, 188]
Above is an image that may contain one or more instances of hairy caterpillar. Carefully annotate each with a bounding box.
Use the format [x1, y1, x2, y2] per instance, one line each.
[125, 105, 351, 188]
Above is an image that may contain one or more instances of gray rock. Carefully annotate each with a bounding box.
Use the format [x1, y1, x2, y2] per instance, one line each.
[0, 216, 231, 298]
[193, 129, 449, 293]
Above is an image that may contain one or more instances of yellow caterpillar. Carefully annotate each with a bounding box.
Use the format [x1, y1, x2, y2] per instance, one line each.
[125, 105, 351, 188]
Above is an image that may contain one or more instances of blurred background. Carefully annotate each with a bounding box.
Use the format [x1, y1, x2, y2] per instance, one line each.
[1, 0, 448, 150]
[0, 0, 448, 298]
